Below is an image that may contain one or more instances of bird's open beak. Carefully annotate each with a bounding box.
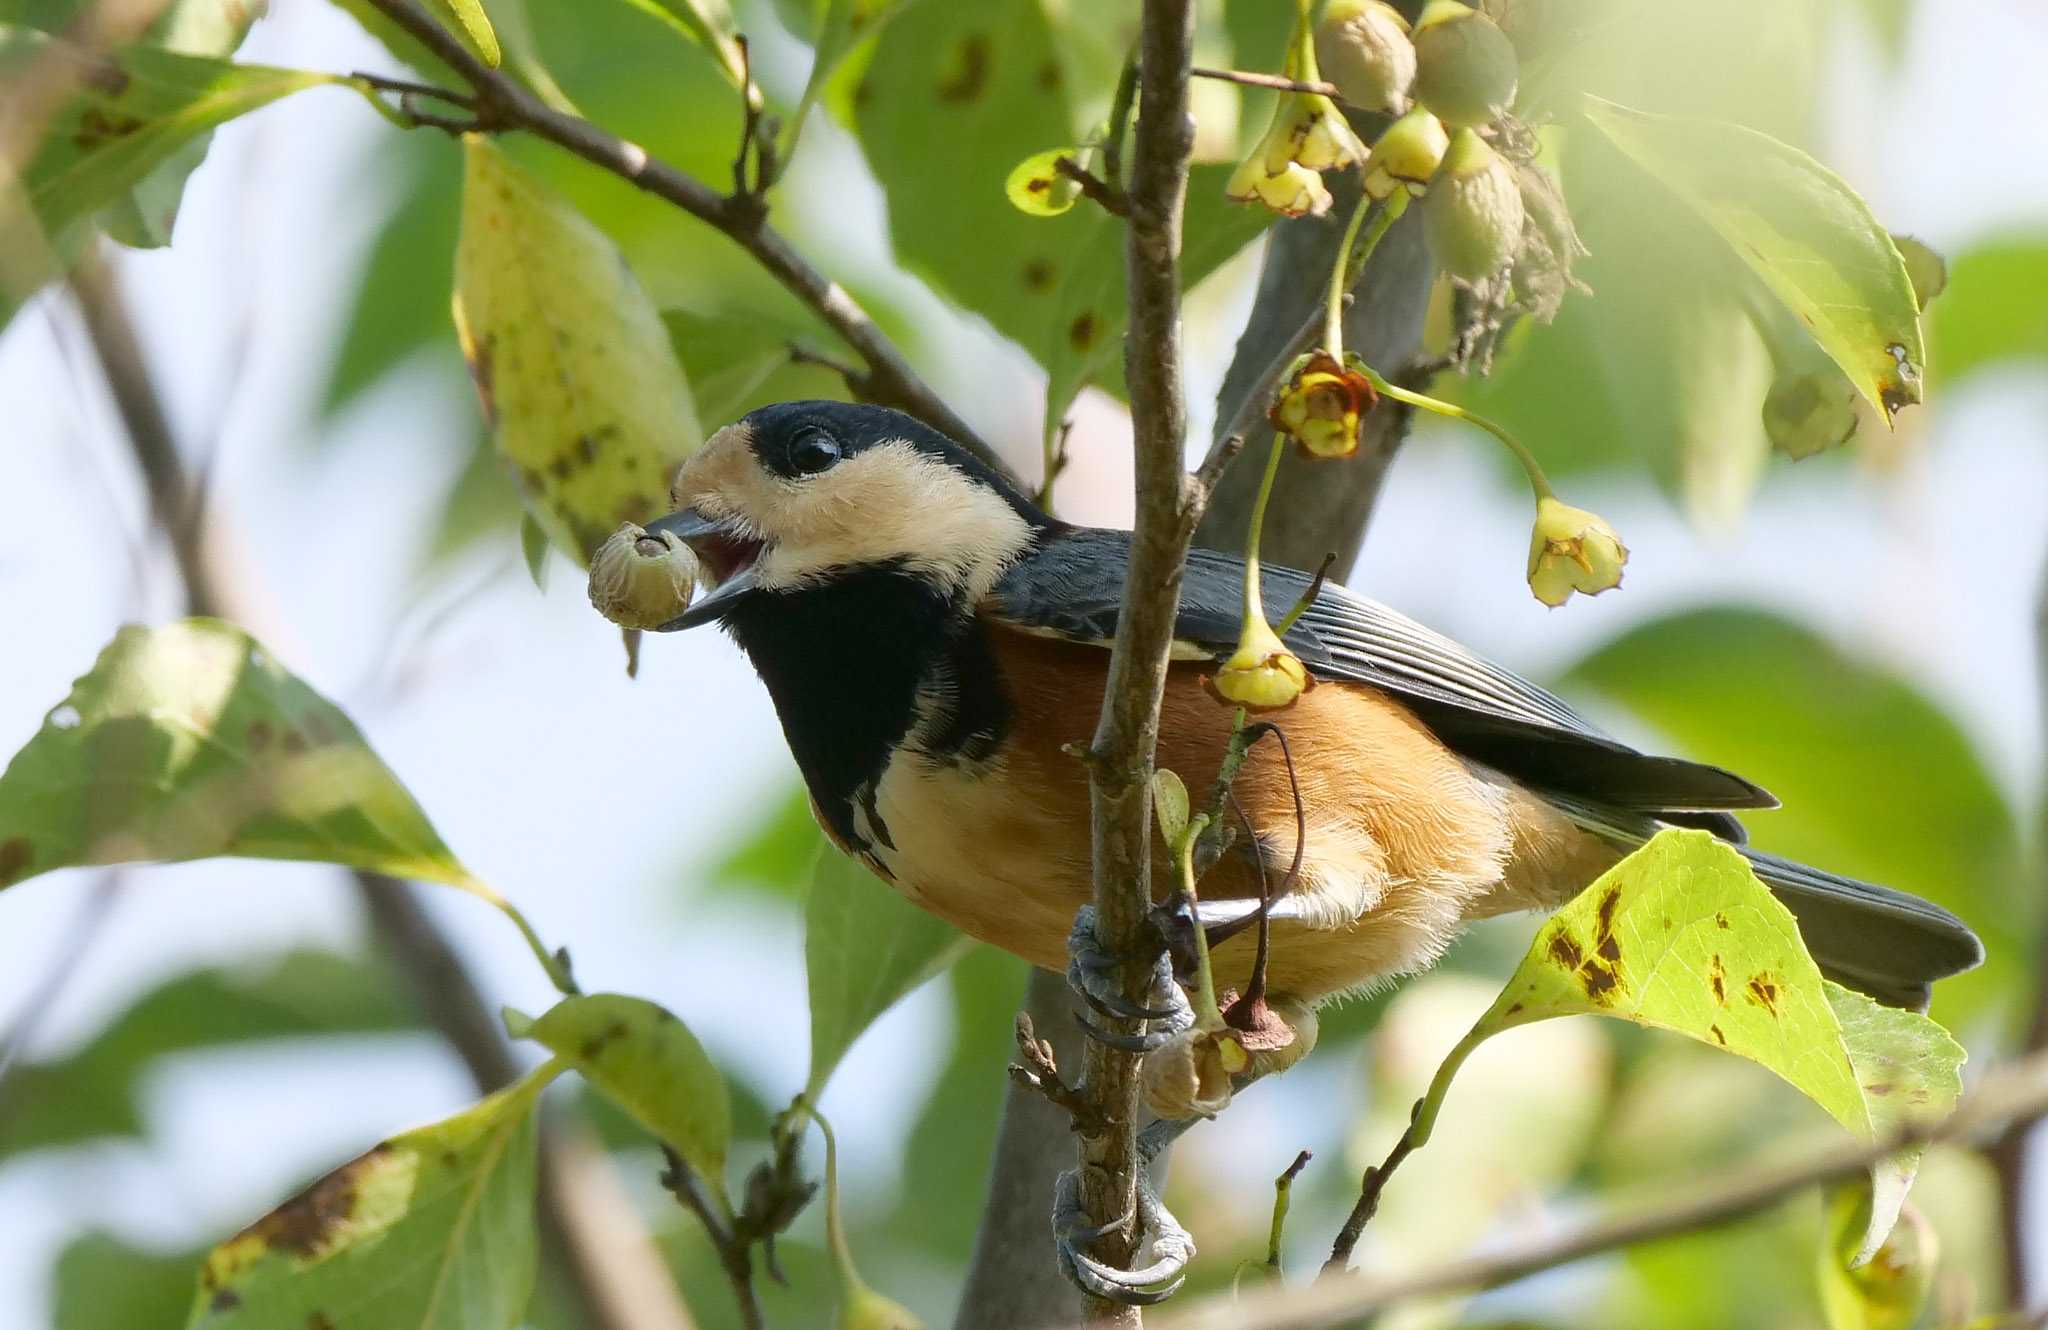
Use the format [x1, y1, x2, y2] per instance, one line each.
[643, 507, 765, 630]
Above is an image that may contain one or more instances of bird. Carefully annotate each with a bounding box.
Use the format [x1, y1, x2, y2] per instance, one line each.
[641, 398, 1981, 1300]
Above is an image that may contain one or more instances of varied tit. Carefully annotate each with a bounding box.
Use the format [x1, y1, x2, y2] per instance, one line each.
[643, 399, 1981, 1299]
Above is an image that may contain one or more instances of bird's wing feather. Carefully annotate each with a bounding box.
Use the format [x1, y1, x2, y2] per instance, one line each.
[987, 528, 1774, 821]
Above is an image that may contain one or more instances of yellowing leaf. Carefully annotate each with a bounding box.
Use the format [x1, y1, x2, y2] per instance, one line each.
[521, 993, 731, 1192]
[804, 836, 970, 1098]
[190, 1064, 556, 1329]
[1582, 96, 1926, 420]
[1005, 148, 1083, 216]
[453, 135, 700, 566]
[1407, 830, 1962, 1258]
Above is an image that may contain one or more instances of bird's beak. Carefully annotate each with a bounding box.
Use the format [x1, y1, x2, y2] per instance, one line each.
[643, 507, 764, 631]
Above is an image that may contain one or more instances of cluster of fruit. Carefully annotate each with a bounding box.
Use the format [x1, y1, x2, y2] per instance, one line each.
[1233, 0, 1581, 315]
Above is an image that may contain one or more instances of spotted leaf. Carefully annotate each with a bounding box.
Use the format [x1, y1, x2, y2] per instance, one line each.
[0, 619, 573, 987]
[520, 993, 731, 1191]
[453, 135, 700, 567]
[0, 24, 333, 326]
[190, 1064, 555, 1328]
[1406, 830, 1962, 1260]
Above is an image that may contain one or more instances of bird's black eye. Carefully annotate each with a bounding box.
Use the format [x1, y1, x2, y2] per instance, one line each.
[788, 427, 843, 476]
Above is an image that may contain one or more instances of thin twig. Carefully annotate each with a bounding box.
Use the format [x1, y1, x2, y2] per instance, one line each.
[1320, 1100, 1422, 1278]
[1055, 154, 1128, 216]
[1140, 1049, 2048, 1330]
[1189, 66, 1343, 102]
[1011, 1012, 1107, 1135]
[1073, 2, 1202, 1321]
[1100, 56, 1140, 195]
[661, 1146, 766, 1330]
[354, 0, 999, 471]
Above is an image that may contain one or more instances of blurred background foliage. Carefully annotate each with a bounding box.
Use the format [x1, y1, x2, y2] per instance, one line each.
[1, 0, 2044, 1326]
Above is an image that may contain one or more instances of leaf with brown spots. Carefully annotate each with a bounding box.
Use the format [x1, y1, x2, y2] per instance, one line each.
[0, 620, 570, 987]
[518, 993, 732, 1192]
[0, 24, 332, 329]
[1583, 97, 1927, 420]
[189, 1064, 554, 1329]
[454, 137, 700, 568]
[1826, 980, 1963, 1264]
[1399, 830, 1962, 1263]
[850, 0, 1270, 448]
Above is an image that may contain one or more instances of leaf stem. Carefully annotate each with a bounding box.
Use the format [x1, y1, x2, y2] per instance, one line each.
[457, 875, 580, 994]
[1324, 190, 1404, 356]
[1353, 360, 1555, 500]
[1239, 433, 1286, 634]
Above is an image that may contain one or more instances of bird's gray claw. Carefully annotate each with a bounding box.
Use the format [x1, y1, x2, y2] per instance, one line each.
[1052, 1169, 1195, 1306]
[1072, 1011, 1181, 1053]
[1066, 906, 1196, 1037]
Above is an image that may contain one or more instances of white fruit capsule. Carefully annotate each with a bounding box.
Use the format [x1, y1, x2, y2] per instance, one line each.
[588, 522, 698, 630]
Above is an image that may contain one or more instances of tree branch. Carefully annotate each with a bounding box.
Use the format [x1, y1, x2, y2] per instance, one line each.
[1143, 1049, 2048, 1330]
[353, 0, 999, 472]
[1074, 1, 1202, 1321]
[67, 246, 694, 1330]
[1990, 549, 2048, 1305]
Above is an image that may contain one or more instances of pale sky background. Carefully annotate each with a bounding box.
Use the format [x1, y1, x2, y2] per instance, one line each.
[0, 1, 2044, 1325]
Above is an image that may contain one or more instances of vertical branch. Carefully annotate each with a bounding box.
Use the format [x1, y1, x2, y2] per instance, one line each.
[1990, 548, 2048, 1306]
[66, 247, 694, 1330]
[1076, 1, 1200, 1322]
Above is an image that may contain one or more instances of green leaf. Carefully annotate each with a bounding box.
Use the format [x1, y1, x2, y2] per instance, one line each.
[701, 781, 822, 901]
[190, 1065, 556, 1329]
[781, 0, 905, 168]
[520, 511, 551, 589]
[1927, 232, 2048, 386]
[851, 0, 1266, 428]
[0, 948, 415, 1165]
[0, 619, 479, 891]
[1827, 983, 1964, 1262]
[1561, 608, 2026, 1030]
[1581, 95, 1926, 419]
[521, 993, 731, 1191]
[0, 27, 333, 322]
[2, 0, 268, 250]
[614, 0, 746, 86]
[320, 133, 463, 420]
[454, 136, 702, 566]
[1150, 768, 1190, 849]
[430, 0, 500, 67]
[804, 836, 970, 1098]
[53, 1231, 205, 1330]
[1406, 831, 1961, 1257]
[1818, 1184, 1937, 1330]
